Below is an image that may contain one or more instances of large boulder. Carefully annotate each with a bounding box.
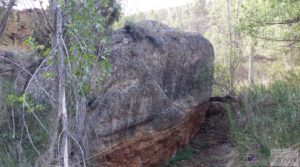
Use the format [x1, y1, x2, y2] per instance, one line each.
[85, 20, 214, 166]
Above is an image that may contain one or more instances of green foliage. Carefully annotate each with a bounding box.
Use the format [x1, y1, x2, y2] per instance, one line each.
[42, 48, 52, 57]
[0, 80, 50, 166]
[1, 0, 122, 166]
[212, 63, 231, 96]
[6, 93, 21, 105]
[5, 93, 45, 112]
[204, 0, 244, 94]
[227, 104, 242, 146]
[273, 67, 300, 85]
[65, 0, 104, 49]
[228, 80, 300, 165]
[237, 0, 300, 69]
[204, 0, 300, 93]
[194, 64, 213, 91]
[115, 1, 207, 31]
[0, 151, 17, 167]
[42, 71, 56, 80]
[23, 36, 47, 53]
[23, 36, 53, 66]
[169, 147, 194, 165]
[238, 0, 300, 36]
[23, 37, 37, 50]
[63, 0, 119, 97]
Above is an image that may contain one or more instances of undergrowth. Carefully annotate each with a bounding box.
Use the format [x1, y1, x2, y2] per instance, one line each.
[0, 80, 51, 166]
[167, 147, 194, 166]
[228, 78, 300, 166]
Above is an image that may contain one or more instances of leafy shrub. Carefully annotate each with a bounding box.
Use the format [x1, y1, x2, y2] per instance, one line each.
[0, 80, 51, 166]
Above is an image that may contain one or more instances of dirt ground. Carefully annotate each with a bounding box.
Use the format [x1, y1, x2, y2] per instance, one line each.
[170, 102, 240, 167]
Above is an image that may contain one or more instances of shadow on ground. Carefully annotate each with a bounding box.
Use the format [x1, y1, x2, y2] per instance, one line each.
[169, 101, 240, 167]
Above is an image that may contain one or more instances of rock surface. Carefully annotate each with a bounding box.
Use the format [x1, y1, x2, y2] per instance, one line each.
[85, 20, 214, 166]
[0, 8, 37, 48]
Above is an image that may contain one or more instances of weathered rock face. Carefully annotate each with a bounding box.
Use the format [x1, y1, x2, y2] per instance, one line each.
[86, 20, 214, 166]
[0, 8, 37, 47]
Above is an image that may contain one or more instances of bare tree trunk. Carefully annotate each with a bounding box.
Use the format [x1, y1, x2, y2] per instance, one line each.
[0, 77, 2, 110]
[73, 96, 87, 166]
[50, 0, 58, 48]
[226, 0, 235, 94]
[0, 76, 3, 130]
[248, 46, 255, 84]
[56, 6, 69, 167]
[234, 0, 241, 49]
[0, 0, 16, 37]
[235, 0, 240, 19]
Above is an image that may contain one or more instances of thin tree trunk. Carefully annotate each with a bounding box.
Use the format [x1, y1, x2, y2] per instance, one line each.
[235, 0, 240, 19]
[226, 0, 235, 94]
[248, 46, 255, 84]
[0, 0, 16, 37]
[56, 6, 69, 167]
[234, 0, 241, 48]
[50, 0, 58, 48]
[74, 96, 87, 167]
[0, 77, 2, 110]
[0, 77, 3, 131]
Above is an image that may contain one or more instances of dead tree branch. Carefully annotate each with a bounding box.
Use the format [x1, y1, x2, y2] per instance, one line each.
[0, 0, 16, 37]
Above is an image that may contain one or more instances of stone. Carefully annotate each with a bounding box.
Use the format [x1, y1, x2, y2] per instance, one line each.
[1, 19, 214, 166]
[85, 20, 214, 166]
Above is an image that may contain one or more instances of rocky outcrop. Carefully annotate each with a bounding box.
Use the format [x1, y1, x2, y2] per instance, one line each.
[85, 20, 214, 166]
[0, 9, 33, 46]
[1, 19, 214, 166]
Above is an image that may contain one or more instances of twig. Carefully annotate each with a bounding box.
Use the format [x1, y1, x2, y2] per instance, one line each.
[0, 54, 56, 102]
[11, 105, 15, 138]
[22, 104, 41, 155]
[22, 99, 50, 134]
[57, 129, 64, 165]
[69, 133, 87, 167]
[22, 46, 58, 136]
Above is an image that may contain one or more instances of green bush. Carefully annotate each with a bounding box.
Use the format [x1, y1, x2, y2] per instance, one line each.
[228, 80, 300, 166]
[0, 80, 51, 166]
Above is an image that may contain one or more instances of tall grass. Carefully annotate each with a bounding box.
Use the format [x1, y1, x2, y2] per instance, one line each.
[228, 80, 300, 166]
[0, 80, 51, 166]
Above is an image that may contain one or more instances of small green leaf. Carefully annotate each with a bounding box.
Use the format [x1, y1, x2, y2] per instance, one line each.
[42, 48, 52, 57]
[42, 72, 56, 80]
[83, 54, 89, 60]
[47, 58, 54, 65]
[18, 94, 26, 104]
